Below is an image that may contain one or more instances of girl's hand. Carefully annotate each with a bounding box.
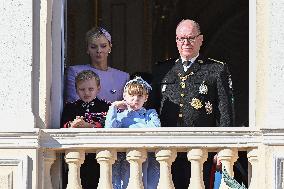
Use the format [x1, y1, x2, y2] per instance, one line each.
[112, 100, 128, 110]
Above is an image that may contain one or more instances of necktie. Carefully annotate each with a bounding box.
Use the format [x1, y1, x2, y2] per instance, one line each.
[183, 61, 192, 72]
[183, 61, 191, 67]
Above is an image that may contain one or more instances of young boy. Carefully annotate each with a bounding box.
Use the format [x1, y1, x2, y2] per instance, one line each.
[61, 70, 110, 128]
[61, 70, 110, 189]
[105, 76, 160, 189]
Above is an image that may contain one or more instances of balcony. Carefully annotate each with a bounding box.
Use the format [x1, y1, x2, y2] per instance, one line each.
[40, 127, 263, 189]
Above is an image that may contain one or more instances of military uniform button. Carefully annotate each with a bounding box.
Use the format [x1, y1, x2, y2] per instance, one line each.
[180, 104, 183, 107]
[181, 93, 184, 97]
[179, 114, 183, 117]
[180, 82, 186, 88]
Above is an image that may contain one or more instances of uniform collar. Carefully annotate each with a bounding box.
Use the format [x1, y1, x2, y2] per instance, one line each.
[173, 56, 201, 76]
[81, 98, 98, 107]
[180, 53, 199, 64]
[127, 107, 146, 115]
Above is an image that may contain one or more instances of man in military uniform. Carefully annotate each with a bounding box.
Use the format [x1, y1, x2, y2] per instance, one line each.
[152, 19, 234, 128]
[150, 19, 235, 189]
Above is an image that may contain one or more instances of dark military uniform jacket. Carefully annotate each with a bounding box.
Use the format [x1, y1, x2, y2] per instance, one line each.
[151, 55, 234, 127]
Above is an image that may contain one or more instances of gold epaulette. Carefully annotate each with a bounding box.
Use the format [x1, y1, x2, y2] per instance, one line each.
[208, 57, 225, 65]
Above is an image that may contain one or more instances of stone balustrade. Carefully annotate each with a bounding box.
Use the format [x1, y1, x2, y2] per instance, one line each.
[39, 127, 262, 189]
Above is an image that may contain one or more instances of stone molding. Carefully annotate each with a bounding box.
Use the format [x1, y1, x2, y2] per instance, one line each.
[3, 128, 284, 149]
[0, 129, 40, 148]
[40, 128, 261, 150]
[0, 155, 29, 189]
[261, 128, 284, 145]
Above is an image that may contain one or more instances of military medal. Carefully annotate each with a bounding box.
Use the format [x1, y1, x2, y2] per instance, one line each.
[205, 101, 213, 114]
[161, 84, 167, 92]
[190, 98, 203, 109]
[178, 72, 194, 89]
[228, 76, 233, 89]
[199, 81, 208, 94]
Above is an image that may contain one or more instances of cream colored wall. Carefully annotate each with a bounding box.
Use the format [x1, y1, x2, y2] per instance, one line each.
[265, 0, 284, 128]
[255, 0, 269, 129]
[0, 0, 34, 129]
[256, 0, 284, 129]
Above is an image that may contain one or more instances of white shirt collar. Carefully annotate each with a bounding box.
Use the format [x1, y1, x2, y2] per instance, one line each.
[181, 53, 199, 72]
[181, 53, 199, 64]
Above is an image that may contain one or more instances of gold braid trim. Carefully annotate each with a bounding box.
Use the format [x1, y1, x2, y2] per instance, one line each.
[208, 57, 225, 65]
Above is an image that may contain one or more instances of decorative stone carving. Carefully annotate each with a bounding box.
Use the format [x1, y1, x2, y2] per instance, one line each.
[0, 171, 12, 189]
[0, 156, 29, 189]
[273, 152, 284, 189]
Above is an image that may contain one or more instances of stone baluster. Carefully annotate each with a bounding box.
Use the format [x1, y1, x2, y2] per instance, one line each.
[187, 148, 208, 189]
[96, 149, 117, 189]
[156, 149, 177, 189]
[247, 148, 258, 189]
[126, 149, 147, 189]
[218, 148, 238, 189]
[43, 150, 56, 189]
[65, 150, 85, 189]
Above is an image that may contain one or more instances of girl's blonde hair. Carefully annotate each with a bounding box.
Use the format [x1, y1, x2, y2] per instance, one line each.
[124, 76, 152, 96]
[124, 83, 149, 96]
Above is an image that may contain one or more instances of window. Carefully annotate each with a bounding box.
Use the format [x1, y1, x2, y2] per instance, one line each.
[50, 0, 255, 128]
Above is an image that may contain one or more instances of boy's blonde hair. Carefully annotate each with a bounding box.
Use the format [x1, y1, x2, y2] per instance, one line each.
[75, 70, 100, 89]
[124, 77, 152, 96]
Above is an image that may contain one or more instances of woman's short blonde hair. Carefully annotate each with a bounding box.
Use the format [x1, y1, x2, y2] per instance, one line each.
[85, 27, 111, 47]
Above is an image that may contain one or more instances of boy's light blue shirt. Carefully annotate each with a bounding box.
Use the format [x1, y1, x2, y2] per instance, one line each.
[105, 105, 161, 128]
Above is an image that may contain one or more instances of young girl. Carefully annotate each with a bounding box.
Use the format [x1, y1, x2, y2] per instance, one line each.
[105, 76, 161, 189]
[61, 70, 110, 128]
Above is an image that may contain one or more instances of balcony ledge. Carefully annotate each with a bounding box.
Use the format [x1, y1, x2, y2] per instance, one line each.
[40, 127, 261, 150]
